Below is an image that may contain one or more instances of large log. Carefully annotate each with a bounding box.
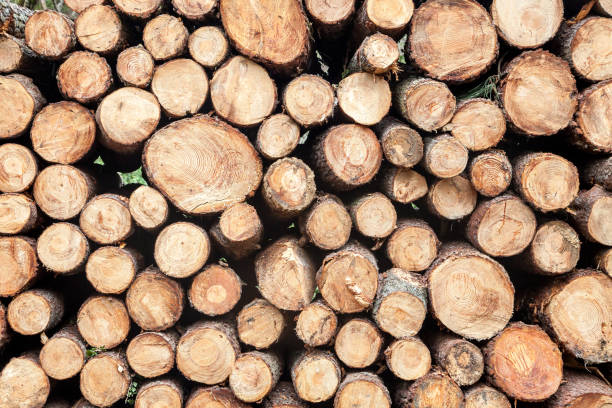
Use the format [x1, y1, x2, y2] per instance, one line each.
[352, 0, 413, 41]
[0, 193, 38, 235]
[80, 194, 133, 245]
[468, 150, 512, 197]
[143, 14, 188, 61]
[548, 370, 612, 408]
[33, 165, 95, 220]
[525, 220, 581, 275]
[337, 72, 391, 125]
[85, 246, 142, 294]
[427, 331, 484, 386]
[350, 192, 397, 239]
[36, 223, 89, 275]
[0, 353, 50, 408]
[7, 289, 63, 335]
[75, 5, 127, 55]
[394, 78, 456, 132]
[25, 11, 75, 60]
[0, 143, 37, 193]
[39, 325, 86, 380]
[77, 296, 131, 349]
[261, 157, 316, 219]
[283, 74, 334, 128]
[386, 220, 439, 272]
[0, 236, 38, 297]
[0, 74, 45, 139]
[116, 45, 154, 88]
[229, 351, 282, 402]
[443, 99, 506, 151]
[152, 58, 209, 118]
[384, 337, 431, 381]
[374, 117, 423, 169]
[79, 351, 131, 407]
[134, 378, 183, 408]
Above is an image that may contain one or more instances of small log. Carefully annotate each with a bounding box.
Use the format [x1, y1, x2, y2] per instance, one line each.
[570, 80, 612, 153]
[426, 242, 514, 340]
[334, 318, 383, 368]
[188, 26, 229, 69]
[312, 124, 383, 191]
[135, 378, 183, 408]
[230, 351, 282, 402]
[299, 193, 351, 251]
[75, 5, 127, 55]
[0, 143, 37, 193]
[548, 369, 612, 408]
[465, 384, 511, 408]
[491, 0, 563, 49]
[219, 0, 311, 76]
[386, 220, 439, 272]
[469, 149, 512, 197]
[172, 0, 215, 20]
[525, 220, 580, 275]
[79, 351, 131, 407]
[186, 386, 249, 408]
[443, 98, 506, 151]
[295, 300, 338, 347]
[422, 134, 468, 179]
[236, 298, 285, 350]
[0, 34, 36, 74]
[305, 0, 355, 38]
[79, 194, 133, 245]
[151, 58, 209, 118]
[372, 268, 428, 338]
[466, 194, 537, 257]
[0, 236, 38, 297]
[210, 56, 277, 127]
[39, 325, 86, 380]
[190, 264, 242, 317]
[25, 10, 75, 60]
[31, 101, 96, 164]
[143, 115, 263, 215]
[116, 45, 154, 88]
[113, 0, 163, 19]
[64, 0, 103, 13]
[155, 222, 210, 278]
[583, 156, 612, 190]
[256, 114, 301, 160]
[0, 74, 45, 139]
[209, 202, 263, 260]
[558, 17, 612, 82]
[380, 166, 428, 204]
[337, 72, 391, 125]
[348, 33, 398, 75]
[176, 321, 240, 385]
[128, 186, 168, 232]
[384, 337, 431, 381]
[261, 157, 316, 219]
[0, 353, 50, 408]
[7, 289, 63, 335]
[86, 246, 142, 294]
[500, 50, 577, 136]
[0, 303, 9, 348]
[395, 366, 463, 408]
[394, 78, 456, 132]
[428, 331, 484, 387]
[317, 241, 378, 313]
[126, 267, 184, 331]
[374, 117, 423, 169]
[0, 193, 38, 235]
[334, 372, 391, 408]
[596, 0, 612, 16]
[350, 192, 397, 239]
[596, 247, 612, 277]
[353, 0, 414, 40]
[126, 330, 177, 378]
[143, 14, 188, 61]
[569, 186, 612, 245]
[283, 74, 334, 128]
[36, 222, 89, 274]
[77, 296, 131, 348]
[255, 237, 316, 311]
[291, 351, 341, 403]
[484, 322, 563, 402]
[96, 87, 161, 154]
[513, 152, 580, 212]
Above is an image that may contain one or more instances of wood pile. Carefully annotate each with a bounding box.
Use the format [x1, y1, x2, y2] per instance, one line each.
[0, 0, 611, 407]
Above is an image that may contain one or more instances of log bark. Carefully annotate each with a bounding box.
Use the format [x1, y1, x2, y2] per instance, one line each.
[116, 45, 154, 88]
[261, 157, 316, 218]
[513, 152, 580, 212]
[337, 72, 391, 125]
[0, 193, 38, 235]
[143, 115, 263, 215]
[374, 117, 423, 169]
[0, 353, 50, 408]
[0, 302, 9, 348]
[39, 325, 86, 380]
[426, 242, 514, 340]
[557, 17, 612, 82]
[0, 34, 37, 74]
[143, 14, 188, 61]
[484, 322, 563, 402]
[172, 0, 215, 20]
[380, 166, 428, 204]
[57, 51, 113, 105]
[469, 149, 512, 197]
[25, 11, 75, 60]
[256, 114, 300, 160]
[372, 268, 427, 338]
[85, 246, 142, 294]
[210, 202, 263, 260]
[283, 74, 335, 128]
[422, 134, 469, 179]
[126, 330, 178, 378]
[596, 247, 612, 277]
[0, 74, 45, 139]
[349, 192, 396, 239]
[335, 372, 391, 408]
[569, 186, 612, 245]
[525, 220, 580, 275]
[291, 350, 342, 403]
[190, 264, 242, 317]
[0, 143, 37, 193]
[334, 318, 383, 368]
[384, 336, 431, 381]
[347, 33, 398, 75]
[312, 124, 382, 191]
[126, 267, 184, 331]
[176, 321, 240, 385]
[79, 351, 131, 407]
[386, 219, 439, 272]
[79, 194, 133, 245]
[113, 0, 163, 19]
[255, 237, 316, 311]
[394, 366, 463, 408]
[229, 351, 282, 402]
[128, 185, 168, 232]
[295, 300, 338, 347]
[569, 79, 612, 153]
[75, 5, 127, 55]
[0, 0, 34, 38]
[352, 0, 413, 41]
[236, 298, 285, 350]
[36, 222, 89, 274]
[188, 26, 229, 69]
[0, 236, 38, 297]
[219, 0, 311, 76]
[154, 222, 210, 278]
[77, 296, 131, 348]
[466, 194, 537, 257]
[305, 0, 355, 38]
[491, 0, 563, 49]
[299, 193, 351, 251]
[548, 369, 612, 408]
[317, 241, 378, 313]
[583, 156, 612, 190]
[443, 98, 506, 151]
[427, 331, 484, 387]
[265, 382, 307, 408]
[186, 386, 250, 408]
[465, 384, 511, 408]
[151, 58, 209, 118]
[408, 0, 498, 82]
[7, 289, 63, 335]
[135, 378, 184, 408]
[500, 50, 577, 136]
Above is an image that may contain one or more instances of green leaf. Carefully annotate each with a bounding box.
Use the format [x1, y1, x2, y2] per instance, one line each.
[85, 346, 106, 358]
[411, 203, 420, 211]
[288, 222, 295, 230]
[299, 131, 310, 145]
[118, 167, 147, 187]
[93, 156, 105, 165]
[397, 34, 408, 64]
[341, 68, 350, 79]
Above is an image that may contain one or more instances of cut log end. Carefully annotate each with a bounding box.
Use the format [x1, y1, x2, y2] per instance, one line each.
[116, 46, 155, 88]
[0, 74, 45, 139]
[7, 289, 63, 335]
[37, 222, 89, 274]
[135, 380, 183, 408]
[337, 72, 391, 125]
[86, 246, 141, 294]
[548, 369, 612, 408]
[189, 26, 229, 69]
[305, 0, 355, 38]
[75, 5, 126, 55]
[429, 332, 484, 386]
[80, 194, 133, 245]
[0, 236, 38, 297]
[79, 352, 131, 407]
[155, 222, 210, 278]
[354, 0, 414, 40]
[381, 166, 428, 204]
[394, 78, 456, 132]
[423, 134, 468, 179]
[237, 299, 285, 349]
[334, 318, 383, 368]
[0, 193, 37, 235]
[386, 220, 439, 272]
[129, 186, 168, 231]
[348, 33, 399, 75]
[0, 355, 50, 408]
[190, 264, 242, 317]
[445, 99, 505, 151]
[34, 165, 94, 221]
[229, 351, 281, 402]
[39, 326, 86, 380]
[291, 351, 341, 403]
[172, 0, 216, 20]
[295, 301, 338, 347]
[186, 386, 250, 408]
[284, 74, 334, 127]
[256, 114, 300, 160]
[0, 143, 37, 193]
[64, 0, 103, 13]
[465, 384, 511, 408]
[210, 202, 263, 260]
[469, 150, 512, 197]
[427, 175, 477, 220]
[571, 186, 612, 245]
[25, 11, 75, 60]
[113, 0, 163, 19]
[528, 220, 580, 275]
[152, 58, 209, 118]
[57, 51, 113, 105]
[572, 80, 612, 153]
[375, 117, 423, 169]
[395, 367, 464, 408]
[126, 331, 176, 378]
[143, 14, 188, 61]
[335, 372, 391, 408]
[350, 192, 397, 239]
[77, 296, 130, 349]
[262, 157, 316, 218]
[385, 337, 431, 381]
[561, 17, 612, 82]
[299, 194, 352, 251]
